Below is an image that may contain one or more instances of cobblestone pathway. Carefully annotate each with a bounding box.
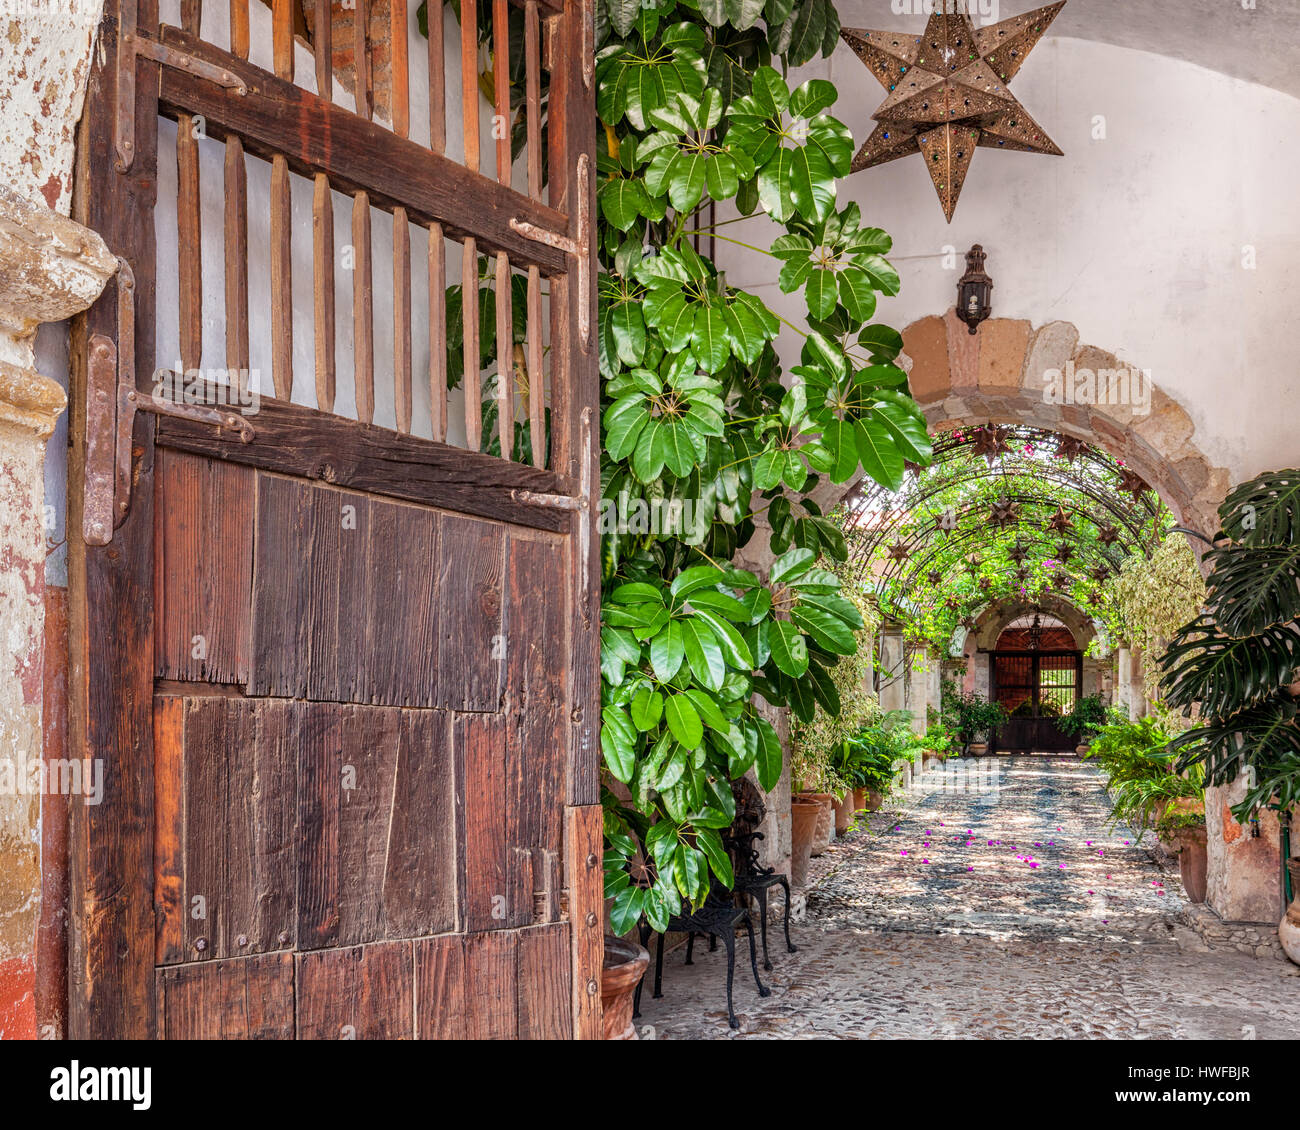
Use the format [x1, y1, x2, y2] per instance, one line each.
[635, 756, 1300, 1040]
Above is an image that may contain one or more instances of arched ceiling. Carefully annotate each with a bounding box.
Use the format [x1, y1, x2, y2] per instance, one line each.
[834, 0, 1300, 100]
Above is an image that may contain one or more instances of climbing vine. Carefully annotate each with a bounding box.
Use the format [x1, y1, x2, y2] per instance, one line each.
[591, 0, 930, 933]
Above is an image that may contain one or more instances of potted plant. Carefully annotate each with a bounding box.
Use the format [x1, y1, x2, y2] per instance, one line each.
[790, 796, 821, 888]
[1156, 803, 1208, 903]
[601, 935, 651, 1039]
[1280, 855, 1300, 966]
[1085, 713, 1203, 838]
[1060, 694, 1114, 754]
[1160, 470, 1300, 961]
[945, 691, 1008, 755]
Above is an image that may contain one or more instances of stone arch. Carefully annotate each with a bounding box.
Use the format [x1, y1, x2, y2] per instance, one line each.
[898, 310, 1231, 538]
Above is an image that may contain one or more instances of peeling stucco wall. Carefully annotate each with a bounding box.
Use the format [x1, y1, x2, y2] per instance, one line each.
[0, 8, 105, 215]
[0, 171, 114, 1040]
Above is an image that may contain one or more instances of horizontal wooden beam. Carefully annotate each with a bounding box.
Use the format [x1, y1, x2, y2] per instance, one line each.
[154, 393, 577, 533]
[155, 25, 570, 274]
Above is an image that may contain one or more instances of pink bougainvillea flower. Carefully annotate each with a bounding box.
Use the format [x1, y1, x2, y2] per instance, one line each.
[922, 859, 930, 864]
[1088, 890, 1094, 895]
[1085, 841, 1093, 846]
[900, 850, 908, 856]
[967, 866, 974, 871]
[1059, 864, 1067, 870]
[1029, 862, 1040, 869]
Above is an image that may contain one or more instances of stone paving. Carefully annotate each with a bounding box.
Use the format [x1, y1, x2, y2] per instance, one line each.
[635, 756, 1300, 1040]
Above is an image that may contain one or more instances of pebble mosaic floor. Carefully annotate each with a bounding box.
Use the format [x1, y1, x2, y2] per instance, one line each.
[633, 756, 1300, 1039]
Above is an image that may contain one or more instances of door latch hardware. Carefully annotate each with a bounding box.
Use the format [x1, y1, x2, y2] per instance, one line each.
[84, 258, 256, 547]
[509, 153, 591, 347]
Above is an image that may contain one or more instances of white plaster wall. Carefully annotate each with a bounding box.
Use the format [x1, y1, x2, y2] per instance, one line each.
[716, 37, 1300, 480]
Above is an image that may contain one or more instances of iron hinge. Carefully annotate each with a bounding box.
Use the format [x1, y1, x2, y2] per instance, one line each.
[84, 258, 255, 547]
[115, 15, 247, 172]
[509, 152, 591, 347]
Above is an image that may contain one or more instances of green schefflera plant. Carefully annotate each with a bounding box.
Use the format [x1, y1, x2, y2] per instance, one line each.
[596, 0, 930, 937]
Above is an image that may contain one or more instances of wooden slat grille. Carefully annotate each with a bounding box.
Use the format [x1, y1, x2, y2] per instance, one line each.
[149, 12, 560, 466]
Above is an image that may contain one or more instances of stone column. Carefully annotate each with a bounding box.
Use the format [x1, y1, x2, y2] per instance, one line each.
[878, 625, 905, 714]
[0, 187, 115, 1038]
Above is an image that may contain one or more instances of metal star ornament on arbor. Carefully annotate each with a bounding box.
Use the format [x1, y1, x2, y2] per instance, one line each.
[840, 2, 1065, 221]
[1047, 505, 1074, 533]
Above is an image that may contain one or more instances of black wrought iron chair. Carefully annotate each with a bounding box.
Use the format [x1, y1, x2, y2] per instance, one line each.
[724, 828, 797, 971]
[632, 892, 769, 1030]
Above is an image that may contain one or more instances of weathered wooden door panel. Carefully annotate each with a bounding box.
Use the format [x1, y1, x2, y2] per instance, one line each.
[70, 0, 600, 1038]
[156, 953, 297, 1039]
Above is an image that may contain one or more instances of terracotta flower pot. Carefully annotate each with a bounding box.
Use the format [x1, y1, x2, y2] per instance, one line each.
[1174, 825, 1208, 904]
[601, 935, 650, 1040]
[833, 791, 855, 834]
[1279, 859, 1300, 967]
[865, 789, 883, 812]
[852, 787, 867, 812]
[806, 793, 836, 853]
[790, 800, 820, 888]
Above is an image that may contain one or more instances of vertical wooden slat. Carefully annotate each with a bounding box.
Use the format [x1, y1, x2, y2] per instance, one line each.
[223, 137, 249, 391]
[270, 154, 293, 401]
[355, 0, 372, 120]
[181, 0, 201, 34]
[428, 223, 446, 443]
[314, 0, 332, 101]
[426, 0, 445, 153]
[176, 115, 202, 373]
[526, 265, 543, 467]
[462, 237, 480, 451]
[391, 0, 409, 138]
[393, 207, 412, 433]
[352, 192, 374, 424]
[495, 253, 512, 457]
[230, 0, 249, 58]
[460, 0, 479, 171]
[272, 0, 293, 82]
[493, 0, 510, 185]
[525, 0, 541, 200]
[313, 174, 335, 414]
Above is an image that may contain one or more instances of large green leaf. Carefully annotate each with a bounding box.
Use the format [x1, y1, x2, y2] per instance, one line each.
[769, 619, 809, 676]
[665, 693, 704, 748]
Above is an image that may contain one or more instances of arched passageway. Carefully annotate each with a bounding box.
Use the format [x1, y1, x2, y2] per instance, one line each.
[813, 310, 1282, 924]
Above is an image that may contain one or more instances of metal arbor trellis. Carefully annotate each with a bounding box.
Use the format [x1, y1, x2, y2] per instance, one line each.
[840, 424, 1170, 629]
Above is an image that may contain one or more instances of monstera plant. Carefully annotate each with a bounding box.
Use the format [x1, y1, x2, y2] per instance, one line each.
[594, 0, 931, 937]
[1161, 470, 1300, 821]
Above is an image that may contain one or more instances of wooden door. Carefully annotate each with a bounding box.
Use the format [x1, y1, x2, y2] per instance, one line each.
[991, 651, 1082, 753]
[68, 0, 600, 1039]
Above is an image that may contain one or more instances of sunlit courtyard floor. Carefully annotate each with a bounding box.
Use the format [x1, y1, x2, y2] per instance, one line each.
[633, 756, 1300, 1039]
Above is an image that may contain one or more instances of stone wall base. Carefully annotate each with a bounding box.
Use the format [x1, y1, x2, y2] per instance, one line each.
[1184, 903, 1287, 961]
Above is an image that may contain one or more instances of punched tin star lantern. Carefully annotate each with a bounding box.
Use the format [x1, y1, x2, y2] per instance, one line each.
[840, 2, 1066, 221]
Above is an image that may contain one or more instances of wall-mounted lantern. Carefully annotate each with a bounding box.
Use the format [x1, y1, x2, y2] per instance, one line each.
[957, 244, 993, 335]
